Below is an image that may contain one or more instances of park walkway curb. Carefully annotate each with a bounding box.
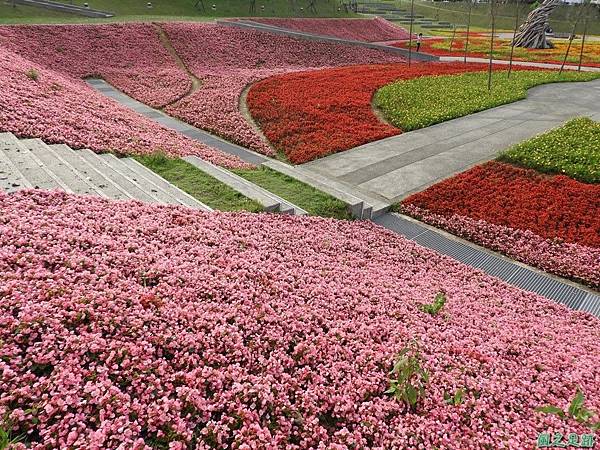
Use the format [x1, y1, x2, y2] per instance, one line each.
[87, 77, 599, 316]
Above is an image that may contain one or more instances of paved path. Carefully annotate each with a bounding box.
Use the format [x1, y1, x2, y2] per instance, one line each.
[88, 77, 600, 313]
[218, 20, 438, 62]
[86, 79, 267, 166]
[441, 56, 600, 72]
[302, 78, 600, 203]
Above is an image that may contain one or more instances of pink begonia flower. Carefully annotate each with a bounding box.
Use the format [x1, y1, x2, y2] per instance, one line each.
[401, 204, 600, 288]
[1, 189, 599, 449]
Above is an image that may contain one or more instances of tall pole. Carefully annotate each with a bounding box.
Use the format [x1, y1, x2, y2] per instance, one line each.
[577, 1, 590, 71]
[559, 3, 585, 74]
[464, 0, 473, 64]
[508, 0, 521, 78]
[488, 0, 496, 91]
[408, 0, 415, 67]
[449, 24, 457, 51]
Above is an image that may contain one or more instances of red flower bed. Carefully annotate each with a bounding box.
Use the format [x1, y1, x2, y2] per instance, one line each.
[246, 62, 487, 164]
[391, 36, 600, 68]
[248, 17, 412, 42]
[402, 161, 600, 248]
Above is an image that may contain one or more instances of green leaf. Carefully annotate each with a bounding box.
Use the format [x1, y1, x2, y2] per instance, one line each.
[536, 405, 566, 418]
[589, 421, 600, 432]
[568, 390, 585, 417]
[405, 385, 418, 406]
[454, 388, 464, 405]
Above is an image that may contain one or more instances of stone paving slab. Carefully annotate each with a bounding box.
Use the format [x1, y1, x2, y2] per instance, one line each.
[86, 79, 267, 166]
[440, 56, 600, 73]
[302, 78, 600, 202]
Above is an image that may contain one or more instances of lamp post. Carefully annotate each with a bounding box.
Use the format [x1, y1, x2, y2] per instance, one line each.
[487, 0, 496, 91]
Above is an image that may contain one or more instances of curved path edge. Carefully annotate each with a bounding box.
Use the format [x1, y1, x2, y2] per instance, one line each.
[87, 78, 599, 314]
[302, 78, 600, 202]
[86, 79, 267, 166]
[440, 56, 600, 73]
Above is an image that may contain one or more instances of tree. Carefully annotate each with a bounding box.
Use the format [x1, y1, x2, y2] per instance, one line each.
[513, 0, 560, 49]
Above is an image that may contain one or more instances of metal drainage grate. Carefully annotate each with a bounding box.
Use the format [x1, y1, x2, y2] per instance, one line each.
[376, 213, 598, 317]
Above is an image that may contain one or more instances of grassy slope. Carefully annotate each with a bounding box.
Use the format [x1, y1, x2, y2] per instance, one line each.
[374, 70, 600, 131]
[136, 155, 352, 219]
[135, 154, 263, 212]
[499, 117, 600, 184]
[234, 167, 352, 220]
[0, 0, 353, 24]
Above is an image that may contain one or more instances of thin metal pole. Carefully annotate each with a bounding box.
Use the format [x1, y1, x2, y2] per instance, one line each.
[488, 0, 496, 91]
[464, 0, 473, 64]
[408, 0, 415, 67]
[449, 24, 457, 51]
[559, 3, 584, 74]
[508, 0, 520, 78]
[577, 2, 590, 71]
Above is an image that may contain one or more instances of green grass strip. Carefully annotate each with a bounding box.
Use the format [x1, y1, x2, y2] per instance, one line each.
[374, 70, 600, 132]
[134, 153, 263, 212]
[498, 117, 600, 184]
[233, 167, 352, 220]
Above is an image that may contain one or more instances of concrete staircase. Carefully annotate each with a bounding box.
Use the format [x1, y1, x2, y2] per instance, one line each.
[183, 155, 307, 215]
[0, 132, 211, 210]
[262, 160, 389, 219]
[358, 2, 455, 29]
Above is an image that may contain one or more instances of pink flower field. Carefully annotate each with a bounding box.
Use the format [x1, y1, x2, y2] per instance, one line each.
[1, 189, 599, 449]
[243, 17, 412, 42]
[0, 22, 406, 156]
[160, 22, 406, 154]
[0, 23, 190, 108]
[0, 46, 247, 168]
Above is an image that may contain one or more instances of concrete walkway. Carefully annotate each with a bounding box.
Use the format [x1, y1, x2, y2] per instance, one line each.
[441, 56, 600, 72]
[302, 78, 600, 203]
[218, 20, 438, 62]
[86, 79, 267, 166]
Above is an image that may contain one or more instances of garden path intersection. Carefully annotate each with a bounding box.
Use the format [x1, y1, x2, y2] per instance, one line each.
[87, 76, 600, 315]
[302, 78, 600, 202]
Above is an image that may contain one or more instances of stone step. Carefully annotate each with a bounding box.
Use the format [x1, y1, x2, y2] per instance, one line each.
[0, 133, 34, 192]
[48, 143, 133, 201]
[263, 160, 390, 219]
[77, 149, 162, 204]
[23, 139, 102, 196]
[183, 155, 307, 215]
[120, 158, 212, 211]
[97, 153, 187, 206]
[2, 134, 66, 192]
[263, 160, 366, 218]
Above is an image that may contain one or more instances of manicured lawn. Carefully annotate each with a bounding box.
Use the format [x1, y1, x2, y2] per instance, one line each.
[135, 154, 263, 212]
[374, 70, 600, 131]
[234, 167, 352, 220]
[0, 0, 351, 24]
[136, 154, 351, 219]
[499, 117, 600, 184]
